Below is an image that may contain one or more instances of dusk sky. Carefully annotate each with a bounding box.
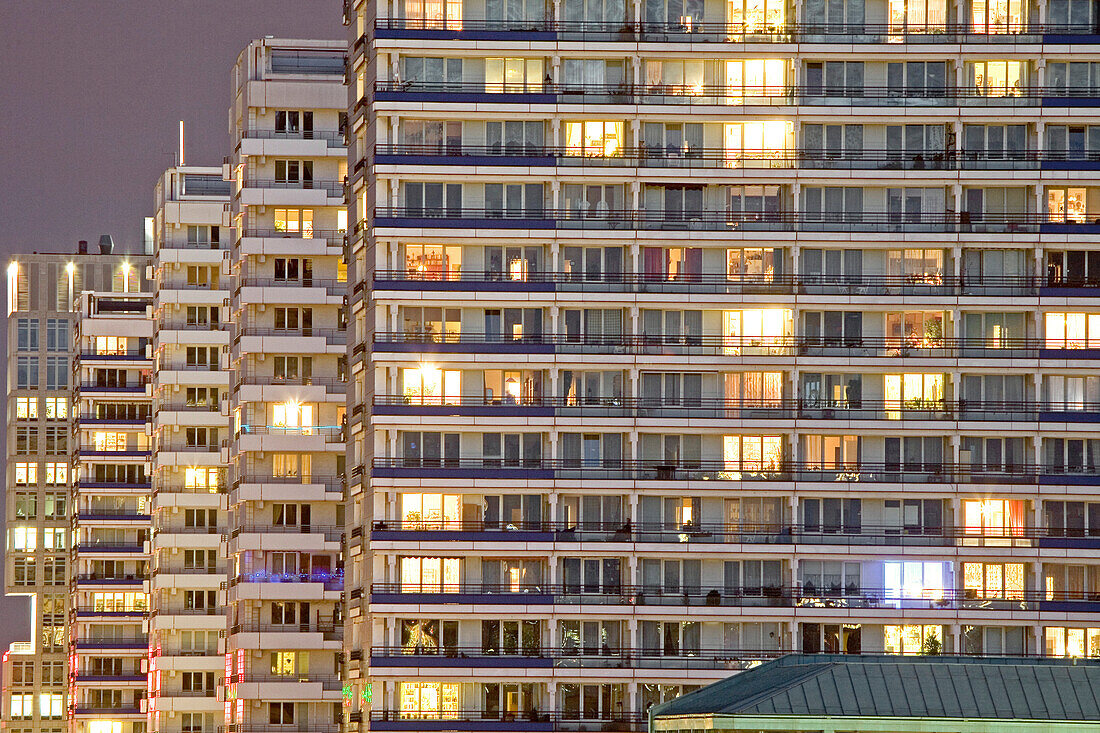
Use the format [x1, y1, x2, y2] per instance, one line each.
[0, 0, 341, 652]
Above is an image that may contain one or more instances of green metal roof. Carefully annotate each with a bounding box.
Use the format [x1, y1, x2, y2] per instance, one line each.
[650, 655, 1100, 722]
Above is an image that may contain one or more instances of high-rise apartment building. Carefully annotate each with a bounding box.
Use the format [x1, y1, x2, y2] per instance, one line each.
[5, 246, 150, 733]
[345, 1, 1100, 729]
[224, 38, 348, 733]
[148, 166, 233, 733]
[71, 288, 154, 733]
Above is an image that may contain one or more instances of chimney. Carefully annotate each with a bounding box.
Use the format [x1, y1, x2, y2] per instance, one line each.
[97, 235, 114, 255]
[77, 240, 88, 255]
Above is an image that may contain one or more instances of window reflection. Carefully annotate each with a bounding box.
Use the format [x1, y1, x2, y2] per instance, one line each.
[970, 60, 1025, 97]
[564, 121, 623, 157]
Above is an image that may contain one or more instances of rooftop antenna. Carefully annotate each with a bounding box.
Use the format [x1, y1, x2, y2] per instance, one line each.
[179, 120, 185, 166]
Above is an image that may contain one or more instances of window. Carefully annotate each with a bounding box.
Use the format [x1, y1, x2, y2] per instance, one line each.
[724, 59, 787, 100]
[13, 558, 35, 585]
[16, 397, 36, 419]
[802, 623, 862, 653]
[401, 494, 462, 529]
[184, 467, 221, 491]
[1048, 61, 1100, 97]
[400, 557, 460, 592]
[15, 427, 37, 454]
[269, 703, 295, 725]
[15, 463, 37, 485]
[1043, 564, 1100, 601]
[723, 121, 790, 166]
[45, 319, 68, 351]
[803, 311, 863, 347]
[270, 651, 306, 676]
[969, 60, 1024, 96]
[884, 373, 945, 417]
[44, 397, 66, 419]
[722, 309, 791, 354]
[802, 498, 862, 534]
[888, 0, 946, 31]
[565, 121, 623, 157]
[484, 183, 544, 218]
[16, 356, 38, 389]
[727, 0, 785, 33]
[12, 527, 37, 551]
[14, 491, 36, 519]
[485, 57, 544, 93]
[10, 661, 33, 685]
[1046, 627, 1100, 658]
[16, 318, 38, 350]
[1043, 437, 1100, 474]
[399, 682, 460, 718]
[1048, 187, 1088, 223]
[403, 182, 463, 218]
[274, 208, 315, 236]
[726, 247, 782, 281]
[91, 591, 147, 612]
[884, 561, 946, 604]
[801, 560, 861, 596]
[560, 683, 623, 720]
[270, 401, 314, 433]
[802, 435, 859, 471]
[10, 693, 34, 719]
[805, 61, 864, 96]
[723, 371, 784, 409]
[1045, 500, 1100, 537]
[45, 357, 67, 389]
[93, 431, 127, 452]
[722, 435, 784, 474]
[274, 159, 312, 184]
[42, 528, 64, 551]
[885, 624, 944, 654]
[963, 562, 1025, 599]
[640, 620, 701, 656]
[963, 499, 1025, 537]
[43, 492, 65, 518]
[42, 556, 64, 585]
[1046, 311, 1100, 348]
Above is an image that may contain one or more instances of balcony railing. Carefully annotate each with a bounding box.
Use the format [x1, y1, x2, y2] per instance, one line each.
[240, 228, 346, 244]
[370, 583, 1087, 611]
[373, 395, 1100, 423]
[371, 457, 1100, 485]
[370, 709, 643, 732]
[368, 645, 778, 670]
[375, 17, 1100, 42]
[232, 523, 344, 542]
[373, 332, 1094, 359]
[374, 80, 1100, 107]
[369, 519, 1066, 548]
[237, 276, 347, 295]
[242, 178, 344, 197]
[237, 327, 348, 344]
[230, 571, 343, 591]
[377, 143, 1100, 171]
[241, 128, 346, 147]
[374, 207, 1094, 234]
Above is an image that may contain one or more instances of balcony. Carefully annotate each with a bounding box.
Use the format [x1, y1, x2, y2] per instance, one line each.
[371, 457, 1100, 486]
[370, 583, 1089, 613]
[373, 81, 1100, 109]
[374, 271, 1050, 297]
[377, 143, 1100, 173]
[373, 17, 1099, 43]
[373, 332, 1100, 360]
[370, 646, 786, 671]
[76, 637, 148, 650]
[369, 519, 1054, 549]
[241, 178, 344, 198]
[373, 207, 1099, 235]
[237, 276, 347, 296]
[232, 523, 344, 542]
[230, 570, 344, 592]
[241, 228, 346, 245]
[241, 128, 346, 147]
[373, 395, 1100, 424]
[370, 710, 642, 732]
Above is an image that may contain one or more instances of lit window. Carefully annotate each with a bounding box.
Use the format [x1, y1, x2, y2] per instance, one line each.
[802, 435, 859, 470]
[1045, 311, 1100, 348]
[44, 397, 67, 419]
[723, 121, 790, 167]
[95, 336, 127, 355]
[401, 494, 462, 529]
[404, 0, 462, 30]
[485, 58, 544, 93]
[39, 693, 63, 719]
[888, 0, 948, 33]
[722, 435, 784, 476]
[42, 528, 65, 551]
[16, 397, 37, 419]
[274, 208, 314, 237]
[93, 431, 127, 451]
[963, 562, 1025, 599]
[723, 309, 791, 354]
[91, 591, 148, 612]
[271, 401, 314, 434]
[10, 693, 34, 719]
[11, 527, 37, 551]
[970, 60, 1024, 97]
[723, 371, 784, 408]
[89, 722, 124, 733]
[402, 366, 460, 405]
[403, 245, 463, 281]
[400, 557, 461, 592]
[884, 374, 945, 418]
[724, 59, 787, 102]
[1048, 187, 1088, 223]
[886, 249, 944, 282]
[565, 121, 623, 157]
[884, 624, 943, 655]
[15, 463, 37, 485]
[44, 462, 66, 485]
[399, 681, 460, 719]
[185, 467, 221, 492]
[1045, 627, 1100, 658]
[726, 0, 785, 34]
[971, 0, 1025, 32]
[270, 651, 307, 676]
[884, 561, 946, 604]
[962, 499, 1025, 537]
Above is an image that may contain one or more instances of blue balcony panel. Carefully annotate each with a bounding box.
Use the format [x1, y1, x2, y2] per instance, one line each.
[1038, 348, 1100, 360]
[1038, 410, 1100, 423]
[1037, 537, 1100, 550]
